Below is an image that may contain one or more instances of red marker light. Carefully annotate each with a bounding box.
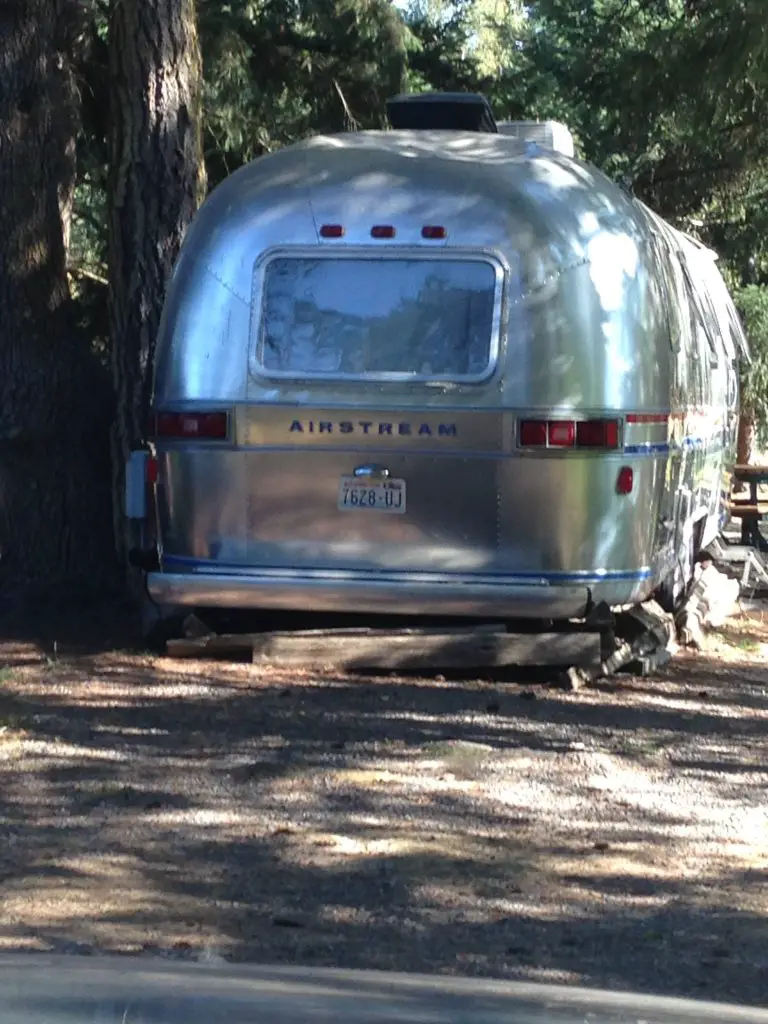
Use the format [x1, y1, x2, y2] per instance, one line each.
[422, 225, 447, 239]
[616, 467, 634, 495]
[371, 225, 396, 238]
[319, 224, 344, 238]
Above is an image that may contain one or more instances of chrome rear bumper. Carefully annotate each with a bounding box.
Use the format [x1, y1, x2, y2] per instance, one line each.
[147, 567, 592, 618]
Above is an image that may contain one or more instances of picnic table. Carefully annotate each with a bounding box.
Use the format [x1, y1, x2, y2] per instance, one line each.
[728, 464, 768, 551]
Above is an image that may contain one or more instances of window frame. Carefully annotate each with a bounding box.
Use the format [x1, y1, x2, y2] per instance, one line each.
[248, 245, 507, 385]
[678, 250, 721, 368]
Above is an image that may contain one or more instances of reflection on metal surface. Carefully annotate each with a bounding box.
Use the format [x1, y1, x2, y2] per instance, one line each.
[2, 957, 768, 1024]
[147, 563, 655, 618]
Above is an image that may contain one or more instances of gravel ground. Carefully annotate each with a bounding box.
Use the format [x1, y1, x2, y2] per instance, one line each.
[0, 604, 766, 1006]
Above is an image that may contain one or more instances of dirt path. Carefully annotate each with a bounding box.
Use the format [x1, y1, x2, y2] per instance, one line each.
[0, 605, 766, 1006]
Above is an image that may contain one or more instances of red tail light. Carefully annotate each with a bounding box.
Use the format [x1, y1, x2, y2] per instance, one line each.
[320, 224, 344, 238]
[146, 456, 158, 484]
[519, 418, 621, 450]
[153, 411, 229, 440]
[548, 421, 575, 447]
[519, 420, 547, 446]
[576, 419, 620, 449]
[371, 225, 396, 238]
[616, 467, 634, 494]
[422, 225, 447, 239]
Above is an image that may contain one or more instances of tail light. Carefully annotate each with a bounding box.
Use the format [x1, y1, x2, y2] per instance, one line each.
[152, 411, 229, 440]
[146, 455, 158, 484]
[518, 418, 620, 450]
[548, 421, 575, 447]
[576, 419, 619, 448]
[519, 420, 547, 447]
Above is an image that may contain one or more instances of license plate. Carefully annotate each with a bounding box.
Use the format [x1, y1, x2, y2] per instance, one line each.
[338, 477, 406, 513]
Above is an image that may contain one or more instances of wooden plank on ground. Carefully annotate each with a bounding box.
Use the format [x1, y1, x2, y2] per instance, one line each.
[165, 624, 500, 660]
[166, 633, 255, 658]
[249, 629, 602, 669]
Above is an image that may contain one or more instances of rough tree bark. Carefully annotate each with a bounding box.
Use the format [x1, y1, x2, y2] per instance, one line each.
[736, 414, 756, 466]
[0, 1, 116, 599]
[108, 0, 206, 564]
[733, 414, 756, 493]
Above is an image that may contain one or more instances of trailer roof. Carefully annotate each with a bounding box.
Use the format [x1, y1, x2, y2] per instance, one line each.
[197, 127, 645, 260]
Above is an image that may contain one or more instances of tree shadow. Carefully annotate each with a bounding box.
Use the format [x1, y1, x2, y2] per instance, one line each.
[0, 633, 765, 1005]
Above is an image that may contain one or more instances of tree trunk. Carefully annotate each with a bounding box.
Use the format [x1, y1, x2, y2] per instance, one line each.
[0, 1, 117, 600]
[107, 0, 206, 564]
[737, 414, 756, 465]
[734, 414, 756, 492]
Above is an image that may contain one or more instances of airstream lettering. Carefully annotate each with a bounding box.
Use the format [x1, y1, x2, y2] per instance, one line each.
[127, 93, 748, 628]
[287, 420, 459, 437]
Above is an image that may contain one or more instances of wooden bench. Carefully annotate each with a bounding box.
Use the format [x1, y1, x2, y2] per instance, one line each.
[730, 464, 768, 551]
[725, 502, 768, 517]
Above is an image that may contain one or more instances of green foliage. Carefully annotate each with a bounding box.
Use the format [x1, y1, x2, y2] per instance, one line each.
[404, 0, 527, 95]
[199, 0, 413, 188]
[496, 0, 768, 237]
[62, 0, 768, 435]
[734, 285, 768, 435]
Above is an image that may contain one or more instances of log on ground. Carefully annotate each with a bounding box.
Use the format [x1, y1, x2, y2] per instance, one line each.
[247, 628, 602, 670]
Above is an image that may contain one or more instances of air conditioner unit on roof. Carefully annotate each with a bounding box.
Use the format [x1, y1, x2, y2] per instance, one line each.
[387, 92, 498, 134]
[384, 94, 576, 158]
[496, 120, 575, 158]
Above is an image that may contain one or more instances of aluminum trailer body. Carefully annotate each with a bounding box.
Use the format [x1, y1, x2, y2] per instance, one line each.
[127, 109, 747, 623]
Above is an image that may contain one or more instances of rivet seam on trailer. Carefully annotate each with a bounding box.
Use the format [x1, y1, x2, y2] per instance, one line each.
[510, 256, 591, 308]
[202, 261, 250, 305]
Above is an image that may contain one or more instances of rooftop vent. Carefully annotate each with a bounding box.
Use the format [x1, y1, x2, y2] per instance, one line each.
[386, 92, 497, 134]
[495, 120, 575, 158]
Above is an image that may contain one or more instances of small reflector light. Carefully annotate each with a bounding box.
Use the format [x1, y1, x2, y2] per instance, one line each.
[146, 456, 158, 484]
[154, 411, 229, 440]
[371, 225, 396, 238]
[319, 224, 344, 238]
[548, 421, 575, 447]
[616, 467, 634, 495]
[519, 420, 547, 447]
[422, 225, 447, 239]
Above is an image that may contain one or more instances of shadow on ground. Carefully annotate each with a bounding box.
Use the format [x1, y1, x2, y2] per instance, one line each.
[0, 607, 766, 1006]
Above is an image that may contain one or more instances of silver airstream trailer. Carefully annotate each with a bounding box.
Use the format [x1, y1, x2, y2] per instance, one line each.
[126, 93, 747, 635]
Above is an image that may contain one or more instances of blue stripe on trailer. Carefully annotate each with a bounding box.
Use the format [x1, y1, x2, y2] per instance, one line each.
[161, 553, 652, 583]
[624, 442, 670, 455]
